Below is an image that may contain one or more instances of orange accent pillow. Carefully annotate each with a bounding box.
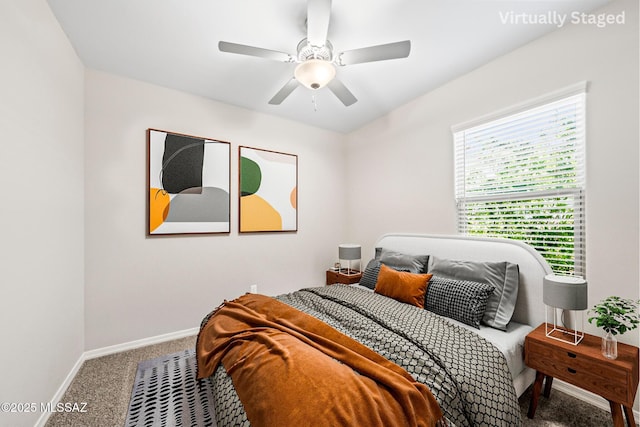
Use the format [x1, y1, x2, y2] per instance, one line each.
[374, 264, 432, 308]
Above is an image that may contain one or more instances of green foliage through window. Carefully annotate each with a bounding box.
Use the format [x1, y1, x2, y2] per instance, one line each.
[454, 91, 586, 276]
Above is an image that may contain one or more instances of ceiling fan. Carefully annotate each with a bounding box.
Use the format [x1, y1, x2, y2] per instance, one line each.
[218, 0, 411, 107]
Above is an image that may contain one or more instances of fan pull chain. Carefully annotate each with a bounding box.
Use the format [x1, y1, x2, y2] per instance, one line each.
[312, 95, 318, 112]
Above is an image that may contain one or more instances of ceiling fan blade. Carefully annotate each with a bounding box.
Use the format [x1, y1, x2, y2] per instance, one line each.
[327, 79, 357, 106]
[337, 40, 411, 66]
[219, 41, 293, 62]
[268, 78, 299, 105]
[307, 0, 332, 47]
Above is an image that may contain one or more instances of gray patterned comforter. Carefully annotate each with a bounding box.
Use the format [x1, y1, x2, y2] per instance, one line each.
[204, 285, 521, 427]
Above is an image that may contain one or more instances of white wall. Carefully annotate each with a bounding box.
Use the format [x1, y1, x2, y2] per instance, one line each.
[0, 1, 85, 426]
[84, 70, 347, 350]
[345, 0, 639, 346]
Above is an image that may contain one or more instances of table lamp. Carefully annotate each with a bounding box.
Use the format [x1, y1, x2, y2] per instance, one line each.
[543, 274, 588, 345]
[338, 244, 361, 276]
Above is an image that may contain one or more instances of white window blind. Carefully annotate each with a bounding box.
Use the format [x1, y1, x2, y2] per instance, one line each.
[454, 91, 586, 276]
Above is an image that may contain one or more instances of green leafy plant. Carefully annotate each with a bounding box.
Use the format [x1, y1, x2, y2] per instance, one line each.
[587, 296, 640, 336]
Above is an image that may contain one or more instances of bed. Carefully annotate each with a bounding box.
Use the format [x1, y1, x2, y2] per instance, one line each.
[196, 233, 552, 427]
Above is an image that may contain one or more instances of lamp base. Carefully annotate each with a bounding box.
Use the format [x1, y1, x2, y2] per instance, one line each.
[338, 257, 361, 277]
[545, 306, 584, 345]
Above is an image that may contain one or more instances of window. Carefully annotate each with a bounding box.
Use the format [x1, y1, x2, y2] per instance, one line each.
[453, 85, 586, 276]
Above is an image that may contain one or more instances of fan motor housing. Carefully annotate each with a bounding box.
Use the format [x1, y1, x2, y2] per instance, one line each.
[297, 38, 333, 62]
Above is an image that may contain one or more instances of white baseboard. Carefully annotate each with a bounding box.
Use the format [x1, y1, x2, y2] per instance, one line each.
[83, 327, 199, 360]
[33, 353, 85, 427]
[34, 327, 199, 427]
[553, 379, 640, 423]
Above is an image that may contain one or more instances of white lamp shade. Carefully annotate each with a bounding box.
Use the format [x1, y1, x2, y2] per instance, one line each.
[543, 274, 588, 310]
[294, 59, 336, 90]
[338, 244, 361, 261]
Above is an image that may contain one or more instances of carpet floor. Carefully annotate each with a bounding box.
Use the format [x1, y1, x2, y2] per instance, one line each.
[45, 335, 629, 427]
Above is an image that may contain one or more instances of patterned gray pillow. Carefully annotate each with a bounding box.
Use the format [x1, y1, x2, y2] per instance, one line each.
[428, 256, 519, 331]
[359, 259, 412, 290]
[359, 259, 382, 289]
[425, 276, 495, 329]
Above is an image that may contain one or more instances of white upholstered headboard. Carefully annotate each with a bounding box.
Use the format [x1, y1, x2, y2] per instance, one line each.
[374, 233, 552, 328]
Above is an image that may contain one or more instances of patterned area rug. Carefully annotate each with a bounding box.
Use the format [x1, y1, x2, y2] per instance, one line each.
[125, 349, 217, 427]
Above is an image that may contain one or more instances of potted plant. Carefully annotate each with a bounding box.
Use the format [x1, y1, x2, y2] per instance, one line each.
[588, 296, 640, 359]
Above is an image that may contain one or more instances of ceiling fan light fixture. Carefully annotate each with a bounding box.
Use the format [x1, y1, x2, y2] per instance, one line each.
[294, 59, 336, 90]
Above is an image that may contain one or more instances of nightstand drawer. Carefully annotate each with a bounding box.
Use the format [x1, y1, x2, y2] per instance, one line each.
[526, 339, 630, 403]
[326, 270, 362, 285]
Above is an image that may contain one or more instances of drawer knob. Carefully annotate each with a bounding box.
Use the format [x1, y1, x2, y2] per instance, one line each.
[567, 368, 577, 374]
[567, 352, 576, 358]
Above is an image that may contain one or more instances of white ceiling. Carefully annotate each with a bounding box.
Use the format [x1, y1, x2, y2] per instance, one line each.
[47, 0, 610, 133]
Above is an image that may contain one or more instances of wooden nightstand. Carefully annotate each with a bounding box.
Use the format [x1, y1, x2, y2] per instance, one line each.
[525, 323, 639, 427]
[326, 269, 362, 285]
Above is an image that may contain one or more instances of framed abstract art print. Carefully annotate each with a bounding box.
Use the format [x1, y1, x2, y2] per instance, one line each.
[239, 146, 298, 233]
[147, 129, 230, 235]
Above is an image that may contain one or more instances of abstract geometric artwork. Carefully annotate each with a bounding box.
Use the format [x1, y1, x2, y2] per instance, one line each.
[148, 129, 230, 235]
[239, 146, 297, 233]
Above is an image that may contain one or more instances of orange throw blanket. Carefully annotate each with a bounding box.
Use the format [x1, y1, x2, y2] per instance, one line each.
[197, 293, 444, 427]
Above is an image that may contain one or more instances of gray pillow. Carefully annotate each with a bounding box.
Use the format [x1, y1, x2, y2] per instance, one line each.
[378, 248, 429, 274]
[425, 276, 495, 329]
[428, 256, 519, 330]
